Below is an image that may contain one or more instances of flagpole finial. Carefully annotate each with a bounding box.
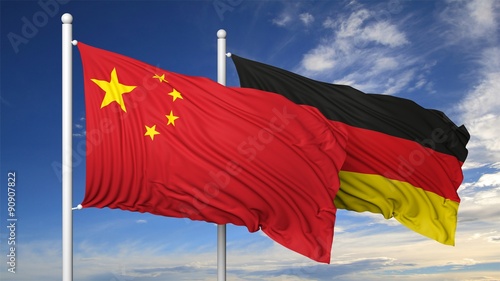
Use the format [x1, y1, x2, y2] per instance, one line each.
[72, 204, 83, 211]
[61, 13, 73, 24]
[217, 29, 226, 39]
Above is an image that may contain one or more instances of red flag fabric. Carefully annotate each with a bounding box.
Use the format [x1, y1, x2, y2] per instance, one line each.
[77, 42, 347, 263]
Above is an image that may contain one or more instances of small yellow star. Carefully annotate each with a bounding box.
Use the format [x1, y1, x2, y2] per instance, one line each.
[168, 88, 183, 102]
[153, 73, 167, 83]
[91, 68, 136, 112]
[144, 125, 160, 140]
[165, 110, 179, 126]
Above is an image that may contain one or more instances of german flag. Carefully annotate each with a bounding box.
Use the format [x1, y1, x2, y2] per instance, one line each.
[231, 54, 469, 245]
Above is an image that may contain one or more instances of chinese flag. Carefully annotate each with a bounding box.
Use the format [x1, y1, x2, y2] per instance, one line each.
[77, 43, 347, 263]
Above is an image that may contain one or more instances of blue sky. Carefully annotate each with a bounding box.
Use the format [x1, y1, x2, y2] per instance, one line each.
[1, 0, 500, 280]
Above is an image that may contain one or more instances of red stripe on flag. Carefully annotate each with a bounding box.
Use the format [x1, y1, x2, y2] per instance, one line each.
[336, 122, 462, 203]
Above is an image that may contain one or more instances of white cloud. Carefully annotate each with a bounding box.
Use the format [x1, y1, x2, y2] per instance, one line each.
[458, 48, 500, 164]
[436, 1, 500, 166]
[330, 9, 408, 48]
[272, 13, 292, 27]
[383, 69, 416, 95]
[411, 78, 427, 90]
[474, 172, 500, 187]
[361, 21, 408, 47]
[337, 9, 370, 38]
[468, 0, 497, 31]
[301, 45, 336, 72]
[458, 171, 500, 227]
[452, 0, 497, 39]
[487, 236, 500, 243]
[330, 67, 417, 96]
[322, 17, 335, 29]
[73, 114, 86, 138]
[73, 131, 86, 137]
[438, 0, 499, 48]
[296, 6, 419, 95]
[372, 57, 399, 72]
[461, 161, 488, 170]
[299, 12, 314, 26]
[272, 7, 315, 29]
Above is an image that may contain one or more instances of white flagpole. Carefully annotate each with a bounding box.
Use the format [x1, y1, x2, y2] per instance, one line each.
[216, 29, 227, 281]
[61, 13, 74, 281]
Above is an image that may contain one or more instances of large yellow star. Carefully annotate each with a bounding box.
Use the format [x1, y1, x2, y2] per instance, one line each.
[168, 88, 183, 102]
[165, 110, 179, 126]
[91, 68, 136, 112]
[153, 73, 167, 83]
[144, 125, 160, 140]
